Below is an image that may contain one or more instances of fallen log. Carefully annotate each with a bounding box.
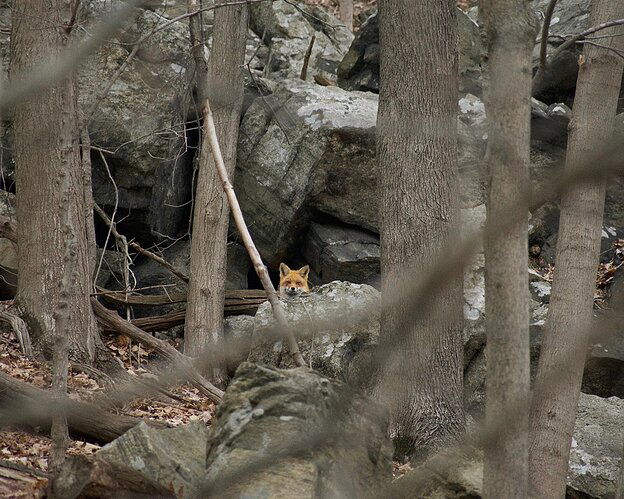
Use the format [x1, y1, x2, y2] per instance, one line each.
[92, 298, 224, 404]
[96, 287, 267, 315]
[101, 299, 264, 334]
[0, 371, 148, 445]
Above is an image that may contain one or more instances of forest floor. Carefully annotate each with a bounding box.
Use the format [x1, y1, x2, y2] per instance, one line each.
[0, 321, 412, 495]
[0, 328, 215, 474]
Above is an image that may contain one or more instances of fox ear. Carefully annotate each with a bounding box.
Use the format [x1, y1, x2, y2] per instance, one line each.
[298, 265, 310, 279]
[279, 263, 291, 278]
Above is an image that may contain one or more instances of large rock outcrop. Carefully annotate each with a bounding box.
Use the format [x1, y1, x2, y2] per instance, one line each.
[236, 79, 378, 265]
[236, 80, 486, 267]
[204, 362, 393, 497]
[249, 0, 353, 82]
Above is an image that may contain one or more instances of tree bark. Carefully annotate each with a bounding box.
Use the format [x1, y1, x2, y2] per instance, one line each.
[184, 0, 249, 378]
[529, 1, 624, 497]
[377, 0, 463, 460]
[11, 0, 97, 362]
[479, 1, 537, 497]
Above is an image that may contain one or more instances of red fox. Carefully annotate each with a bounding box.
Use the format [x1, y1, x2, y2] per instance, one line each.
[279, 263, 310, 298]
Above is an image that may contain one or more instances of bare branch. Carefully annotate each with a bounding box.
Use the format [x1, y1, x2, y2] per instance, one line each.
[201, 98, 305, 367]
[91, 298, 224, 403]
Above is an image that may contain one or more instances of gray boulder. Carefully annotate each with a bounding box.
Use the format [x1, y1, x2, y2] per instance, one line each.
[303, 222, 380, 286]
[79, 1, 193, 241]
[204, 362, 393, 497]
[55, 421, 209, 498]
[336, 13, 379, 93]
[249, 0, 353, 82]
[236, 79, 378, 265]
[568, 393, 624, 498]
[224, 314, 255, 375]
[582, 279, 624, 399]
[248, 281, 380, 381]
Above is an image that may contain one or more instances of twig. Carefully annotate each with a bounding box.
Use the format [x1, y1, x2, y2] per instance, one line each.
[94, 202, 189, 284]
[538, 0, 559, 73]
[93, 153, 121, 288]
[300, 34, 316, 80]
[201, 97, 305, 367]
[299, 296, 315, 368]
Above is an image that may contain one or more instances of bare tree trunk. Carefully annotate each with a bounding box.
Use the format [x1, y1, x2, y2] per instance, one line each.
[184, 1, 249, 376]
[339, 0, 353, 31]
[479, 2, 537, 497]
[529, 1, 624, 496]
[11, 0, 97, 361]
[377, 0, 463, 460]
[617, 443, 624, 499]
[49, 187, 78, 493]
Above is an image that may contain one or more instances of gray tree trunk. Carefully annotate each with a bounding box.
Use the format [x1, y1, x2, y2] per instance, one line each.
[480, 1, 537, 497]
[184, 1, 249, 375]
[11, 0, 97, 362]
[339, 0, 353, 31]
[480, 0, 538, 496]
[377, 0, 463, 460]
[529, 1, 624, 496]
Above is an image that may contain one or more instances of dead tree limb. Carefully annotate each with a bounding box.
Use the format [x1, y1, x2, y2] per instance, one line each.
[536, 0, 559, 77]
[91, 298, 224, 403]
[201, 98, 305, 367]
[0, 370, 150, 445]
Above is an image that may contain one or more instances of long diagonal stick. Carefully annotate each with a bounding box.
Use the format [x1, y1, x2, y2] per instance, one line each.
[201, 99, 306, 367]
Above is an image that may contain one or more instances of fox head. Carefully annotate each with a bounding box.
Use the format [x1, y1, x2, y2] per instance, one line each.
[279, 263, 310, 298]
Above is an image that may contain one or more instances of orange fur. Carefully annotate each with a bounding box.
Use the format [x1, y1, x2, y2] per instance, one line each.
[279, 263, 310, 298]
